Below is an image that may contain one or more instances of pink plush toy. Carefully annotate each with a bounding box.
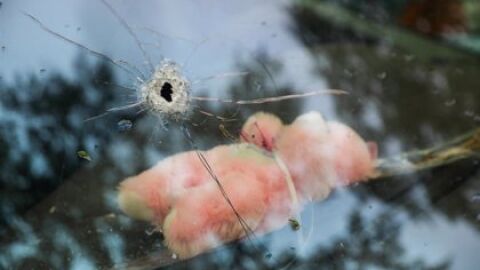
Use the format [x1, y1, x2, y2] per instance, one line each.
[117, 111, 377, 258]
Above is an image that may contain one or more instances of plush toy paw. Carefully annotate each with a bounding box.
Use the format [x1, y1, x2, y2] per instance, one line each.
[240, 112, 283, 151]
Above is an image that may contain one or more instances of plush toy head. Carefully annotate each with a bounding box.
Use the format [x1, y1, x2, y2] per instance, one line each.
[240, 112, 283, 151]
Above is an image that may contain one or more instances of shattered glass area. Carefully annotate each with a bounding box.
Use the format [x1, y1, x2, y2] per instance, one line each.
[140, 61, 191, 119]
[1, 0, 480, 269]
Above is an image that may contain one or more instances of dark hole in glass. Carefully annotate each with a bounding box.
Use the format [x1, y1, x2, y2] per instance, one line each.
[160, 82, 173, 102]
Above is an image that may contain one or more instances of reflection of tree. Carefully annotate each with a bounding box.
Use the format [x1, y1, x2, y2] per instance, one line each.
[289, 2, 480, 232]
[289, 5, 480, 148]
[0, 56, 143, 269]
[321, 0, 408, 23]
[297, 210, 450, 270]
[0, 55, 124, 227]
[400, 0, 467, 36]
[310, 0, 470, 37]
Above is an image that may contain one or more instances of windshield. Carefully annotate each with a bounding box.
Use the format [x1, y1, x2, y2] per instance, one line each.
[1, 0, 480, 269]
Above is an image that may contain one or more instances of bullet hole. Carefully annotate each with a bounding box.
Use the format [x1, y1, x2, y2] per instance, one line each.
[161, 82, 173, 102]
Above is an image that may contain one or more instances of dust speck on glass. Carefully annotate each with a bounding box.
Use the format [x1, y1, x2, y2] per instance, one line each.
[1, 0, 480, 270]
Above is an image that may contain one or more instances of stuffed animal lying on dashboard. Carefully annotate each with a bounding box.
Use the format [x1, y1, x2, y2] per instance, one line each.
[117, 111, 378, 258]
